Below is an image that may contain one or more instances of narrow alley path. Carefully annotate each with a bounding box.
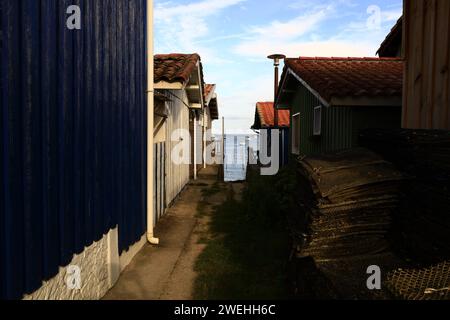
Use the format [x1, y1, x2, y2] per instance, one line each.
[104, 166, 227, 300]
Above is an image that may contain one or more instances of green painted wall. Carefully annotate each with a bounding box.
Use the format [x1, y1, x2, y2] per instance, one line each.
[290, 85, 401, 156]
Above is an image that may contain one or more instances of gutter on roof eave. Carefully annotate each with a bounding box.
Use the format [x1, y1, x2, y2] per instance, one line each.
[195, 61, 206, 108]
[329, 96, 402, 107]
[154, 80, 186, 90]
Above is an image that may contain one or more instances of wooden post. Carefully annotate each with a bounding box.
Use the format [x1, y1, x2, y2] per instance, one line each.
[222, 117, 225, 178]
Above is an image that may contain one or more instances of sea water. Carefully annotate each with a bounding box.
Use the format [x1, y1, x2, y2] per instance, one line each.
[219, 134, 258, 182]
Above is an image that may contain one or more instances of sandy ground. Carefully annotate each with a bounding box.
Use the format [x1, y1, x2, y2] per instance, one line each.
[103, 165, 227, 300]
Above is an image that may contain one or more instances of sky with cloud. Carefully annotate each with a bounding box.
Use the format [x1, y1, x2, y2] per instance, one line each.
[154, 0, 403, 134]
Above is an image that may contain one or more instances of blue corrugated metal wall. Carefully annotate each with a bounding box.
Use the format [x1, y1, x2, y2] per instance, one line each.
[0, 0, 147, 300]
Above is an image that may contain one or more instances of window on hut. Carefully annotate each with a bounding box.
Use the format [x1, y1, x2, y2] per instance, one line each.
[292, 113, 301, 154]
[313, 105, 322, 136]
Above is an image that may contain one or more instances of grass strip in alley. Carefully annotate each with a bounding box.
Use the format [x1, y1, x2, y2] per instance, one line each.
[193, 167, 297, 300]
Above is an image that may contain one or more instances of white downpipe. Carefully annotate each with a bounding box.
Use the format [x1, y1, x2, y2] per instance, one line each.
[194, 116, 198, 180]
[203, 114, 207, 169]
[146, 0, 159, 245]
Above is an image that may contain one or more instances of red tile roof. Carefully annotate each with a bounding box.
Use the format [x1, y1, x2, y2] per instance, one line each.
[154, 53, 201, 83]
[253, 102, 290, 129]
[204, 84, 215, 101]
[284, 57, 403, 103]
[204, 84, 219, 120]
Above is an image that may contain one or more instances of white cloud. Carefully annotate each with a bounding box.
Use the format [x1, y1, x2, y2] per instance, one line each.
[155, 0, 246, 64]
[288, 0, 357, 10]
[248, 7, 331, 41]
[231, 5, 337, 58]
[155, 0, 246, 20]
[232, 2, 402, 59]
[234, 39, 376, 59]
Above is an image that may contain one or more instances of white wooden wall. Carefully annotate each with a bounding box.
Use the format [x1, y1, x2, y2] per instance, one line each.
[153, 142, 166, 224]
[165, 90, 191, 206]
[196, 122, 203, 165]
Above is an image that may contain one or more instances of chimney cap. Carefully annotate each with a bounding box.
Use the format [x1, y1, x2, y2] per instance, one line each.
[268, 54, 286, 59]
[268, 54, 286, 66]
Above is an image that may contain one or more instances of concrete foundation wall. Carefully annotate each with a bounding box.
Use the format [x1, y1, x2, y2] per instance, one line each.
[23, 229, 146, 300]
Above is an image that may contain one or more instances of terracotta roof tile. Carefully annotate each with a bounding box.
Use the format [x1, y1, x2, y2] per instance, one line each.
[284, 57, 403, 103]
[204, 84, 215, 100]
[154, 53, 200, 83]
[205, 84, 219, 120]
[253, 102, 290, 129]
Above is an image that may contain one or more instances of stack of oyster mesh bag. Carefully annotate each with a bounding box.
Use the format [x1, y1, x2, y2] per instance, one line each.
[289, 147, 450, 300]
[359, 129, 450, 300]
[360, 129, 450, 263]
[290, 148, 405, 262]
[288, 148, 406, 299]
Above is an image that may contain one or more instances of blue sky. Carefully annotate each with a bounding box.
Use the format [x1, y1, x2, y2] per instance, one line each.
[154, 0, 403, 134]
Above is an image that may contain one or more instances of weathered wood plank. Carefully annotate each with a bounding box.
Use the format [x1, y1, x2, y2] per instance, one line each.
[403, 0, 450, 129]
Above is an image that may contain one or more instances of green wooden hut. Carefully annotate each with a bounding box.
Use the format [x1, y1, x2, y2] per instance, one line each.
[276, 57, 403, 156]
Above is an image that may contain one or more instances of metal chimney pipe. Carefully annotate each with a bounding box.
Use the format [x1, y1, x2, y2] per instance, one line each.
[268, 54, 286, 128]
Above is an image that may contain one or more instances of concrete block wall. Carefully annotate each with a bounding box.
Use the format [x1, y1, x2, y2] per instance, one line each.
[23, 229, 146, 300]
